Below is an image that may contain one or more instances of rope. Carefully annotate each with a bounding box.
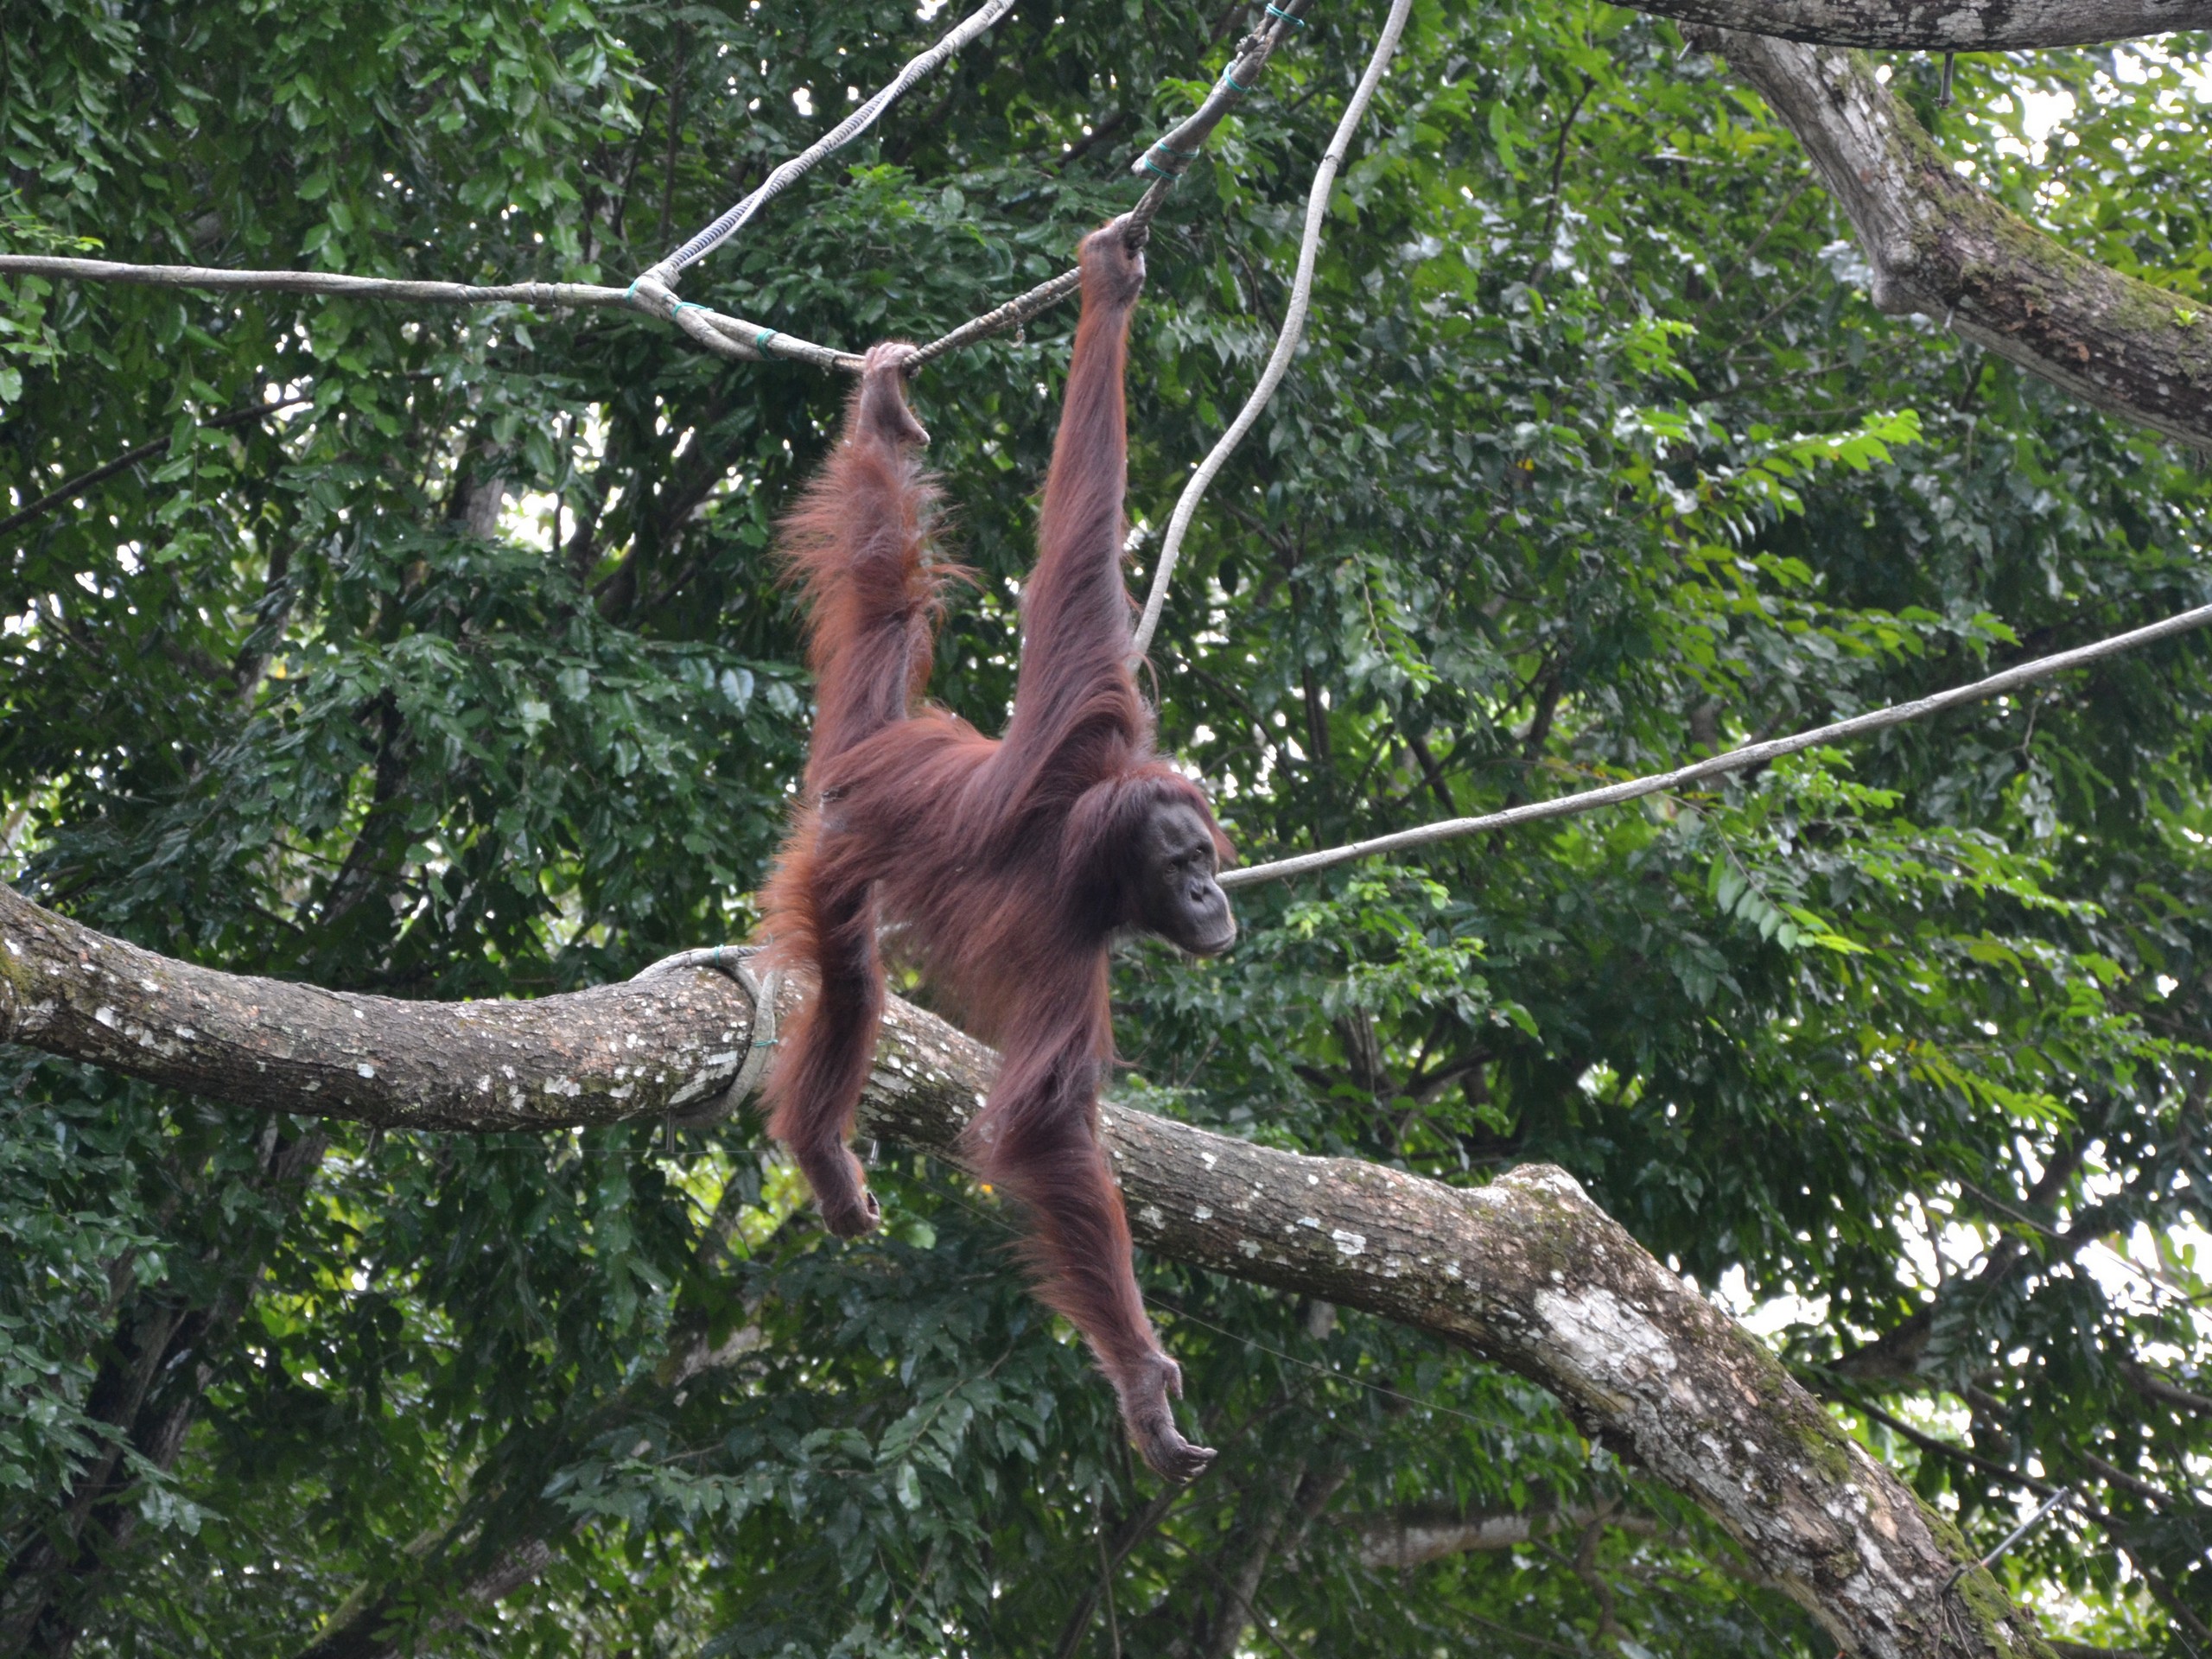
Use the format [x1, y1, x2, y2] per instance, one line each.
[632, 944, 783, 1128]
[0, 3, 1327, 377]
[1129, 0, 1414, 663]
[645, 0, 1020, 283]
[1217, 598, 2212, 892]
[1122, 0, 1316, 250]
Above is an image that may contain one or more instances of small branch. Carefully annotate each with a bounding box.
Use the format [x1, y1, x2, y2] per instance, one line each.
[1356, 1499, 1610, 1569]
[1222, 599, 2212, 890]
[2119, 1359, 2212, 1417]
[1526, 77, 1596, 287]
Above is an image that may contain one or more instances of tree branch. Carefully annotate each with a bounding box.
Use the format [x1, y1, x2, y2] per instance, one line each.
[1619, 0, 2209, 48]
[1709, 31, 2212, 451]
[0, 880, 2053, 1657]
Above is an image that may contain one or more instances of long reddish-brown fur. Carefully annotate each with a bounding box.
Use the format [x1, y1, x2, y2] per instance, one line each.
[759, 224, 1230, 1477]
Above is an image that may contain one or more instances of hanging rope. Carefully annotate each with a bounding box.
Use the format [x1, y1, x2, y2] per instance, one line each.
[1129, 0, 1414, 662]
[1217, 598, 2212, 891]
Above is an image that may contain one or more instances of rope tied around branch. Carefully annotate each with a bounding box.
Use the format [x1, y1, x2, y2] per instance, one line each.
[1119, 0, 1317, 249]
[632, 944, 783, 1130]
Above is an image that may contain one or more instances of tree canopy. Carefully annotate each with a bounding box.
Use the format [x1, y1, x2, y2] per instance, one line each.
[3, 1, 2211, 1655]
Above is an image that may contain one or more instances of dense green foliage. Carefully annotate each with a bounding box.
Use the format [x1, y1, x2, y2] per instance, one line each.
[3, 0, 2211, 1652]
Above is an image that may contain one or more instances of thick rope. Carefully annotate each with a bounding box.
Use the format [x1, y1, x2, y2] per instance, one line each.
[1218, 599, 2212, 891]
[1129, 0, 1414, 663]
[639, 0, 1020, 288]
[632, 944, 782, 1126]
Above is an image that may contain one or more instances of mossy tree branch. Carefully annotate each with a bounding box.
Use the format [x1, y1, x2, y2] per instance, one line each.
[1711, 30, 2212, 452]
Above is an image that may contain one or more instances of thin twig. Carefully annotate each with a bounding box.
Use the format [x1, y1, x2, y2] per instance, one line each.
[1220, 600, 2212, 890]
[1524, 75, 1595, 287]
[1, 395, 311, 538]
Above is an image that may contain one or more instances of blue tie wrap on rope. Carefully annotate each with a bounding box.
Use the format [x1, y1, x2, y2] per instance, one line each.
[1143, 139, 1204, 182]
[1266, 3, 1306, 24]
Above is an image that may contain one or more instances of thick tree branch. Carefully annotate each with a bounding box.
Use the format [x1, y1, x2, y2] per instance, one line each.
[1624, 0, 2209, 48]
[0, 881, 2052, 1657]
[1711, 32, 2212, 451]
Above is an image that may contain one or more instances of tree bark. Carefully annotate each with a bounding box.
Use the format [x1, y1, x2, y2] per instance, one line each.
[0, 882, 2052, 1657]
[1357, 1499, 1623, 1570]
[1710, 31, 2212, 452]
[1618, 0, 2209, 48]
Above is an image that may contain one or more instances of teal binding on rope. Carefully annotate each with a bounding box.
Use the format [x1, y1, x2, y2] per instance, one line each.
[755, 328, 779, 354]
[1265, 3, 1305, 23]
[1221, 67, 1253, 92]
